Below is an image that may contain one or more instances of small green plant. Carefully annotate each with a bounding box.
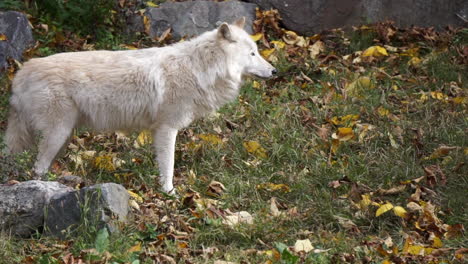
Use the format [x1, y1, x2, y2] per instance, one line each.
[35, 0, 117, 39]
[0, 0, 25, 11]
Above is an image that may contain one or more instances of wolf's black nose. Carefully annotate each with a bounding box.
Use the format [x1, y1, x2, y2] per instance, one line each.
[272, 69, 278, 75]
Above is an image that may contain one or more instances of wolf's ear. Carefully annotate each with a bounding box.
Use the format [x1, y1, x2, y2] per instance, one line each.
[218, 23, 233, 42]
[234, 17, 246, 28]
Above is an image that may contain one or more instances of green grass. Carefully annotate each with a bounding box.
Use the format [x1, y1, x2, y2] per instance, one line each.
[0, 22, 467, 263]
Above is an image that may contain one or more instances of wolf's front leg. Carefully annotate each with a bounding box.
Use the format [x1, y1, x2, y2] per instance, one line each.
[153, 125, 178, 193]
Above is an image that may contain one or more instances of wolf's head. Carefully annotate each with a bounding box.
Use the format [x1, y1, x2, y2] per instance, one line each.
[217, 17, 277, 79]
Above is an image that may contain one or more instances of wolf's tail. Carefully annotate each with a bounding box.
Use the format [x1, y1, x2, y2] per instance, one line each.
[4, 106, 34, 154]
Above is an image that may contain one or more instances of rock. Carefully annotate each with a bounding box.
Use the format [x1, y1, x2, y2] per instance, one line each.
[0, 181, 72, 237]
[145, 0, 257, 40]
[45, 183, 130, 238]
[245, 0, 468, 35]
[0, 11, 35, 73]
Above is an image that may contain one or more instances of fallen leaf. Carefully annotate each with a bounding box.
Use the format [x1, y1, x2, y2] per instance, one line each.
[332, 127, 354, 141]
[293, 239, 314, 253]
[127, 190, 143, 203]
[309, 40, 325, 59]
[376, 202, 394, 217]
[0, 34, 7, 41]
[345, 76, 375, 96]
[128, 242, 141, 253]
[223, 211, 254, 226]
[199, 133, 223, 146]
[207, 181, 226, 197]
[146, 1, 158, 7]
[134, 130, 152, 148]
[251, 33, 263, 42]
[243, 140, 268, 158]
[393, 206, 407, 218]
[362, 46, 389, 57]
[256, 182, 291, 193]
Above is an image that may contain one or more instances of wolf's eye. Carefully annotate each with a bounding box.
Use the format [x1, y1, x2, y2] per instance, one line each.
[250, 52, 255, 56]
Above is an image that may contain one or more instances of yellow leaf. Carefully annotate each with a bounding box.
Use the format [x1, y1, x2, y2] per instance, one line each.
[453, 96, 466, 104]
[260, 48, 275, 59]
[407, 245, 424, 255]
[376, 202, 394, 217]
[393, 206, 407, 218]
[251, 33, 263, 42]
[408, 57, 421, 67]
[252, 80, 261, 89]
[94, 155, 116, 172]
[146, 1, 158, 7]
[271, 40, 285, 49]
[332, 127, 354, 141]
[127, 190, 143, 203]
[243, 140, 268, 158]
[362, 46, 388, 57]
[432, 237, 443, 248]
[135, 130, 152, 148]
[331, 138, 340, 154]
[330, 114, 360, 126]
[430, 91, 448, 101]
[381, 259, 392, 264]
[346, 76, 374, 96]
[419, 93, 429, 102]
[377, 107, 390, 117]
[0, 34, 7, 41]
[123, 44, 138, 50]
[283, 30, 299, 45]
[359, 194, 372, 210]
[199, 134, 223, 146]
[425, 145, 457, 160]
[128, 242, 142, 253]
[256, 183, 291, 193]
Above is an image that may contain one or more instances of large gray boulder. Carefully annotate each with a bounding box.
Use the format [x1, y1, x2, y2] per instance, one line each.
[145, 0, 257, 40]
[44, 183, 130, 239]
[0, 181, 72, 237]
[245, 0, 468, 35]
[0, 11, 35, 72]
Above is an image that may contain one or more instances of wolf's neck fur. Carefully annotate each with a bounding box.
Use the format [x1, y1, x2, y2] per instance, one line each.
[160, 31, 243, 113]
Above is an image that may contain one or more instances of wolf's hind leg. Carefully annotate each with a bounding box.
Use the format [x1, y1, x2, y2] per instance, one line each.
[33, 111, 78, 179]
[153, 125, 178, 193]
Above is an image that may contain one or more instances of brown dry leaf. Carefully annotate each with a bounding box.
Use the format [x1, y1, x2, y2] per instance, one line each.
[334, 216, 360, 233]
[445, 224, 465, 239]
[425, 145, 458, 160]
[377, 185, 406, 195]
[157, 27, 171, 43]
[424, 165, 447, 186]
[0, 34, 7, 41]
[270, 197, 282, 217]
[207, 181, 226, 197]
[309, 40, 325, 59]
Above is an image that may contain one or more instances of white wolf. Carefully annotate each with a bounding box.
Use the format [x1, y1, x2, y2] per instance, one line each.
[4, 17, 276, 193]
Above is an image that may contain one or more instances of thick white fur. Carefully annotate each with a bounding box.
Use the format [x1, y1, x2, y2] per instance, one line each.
[4, 19, 276, 193]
